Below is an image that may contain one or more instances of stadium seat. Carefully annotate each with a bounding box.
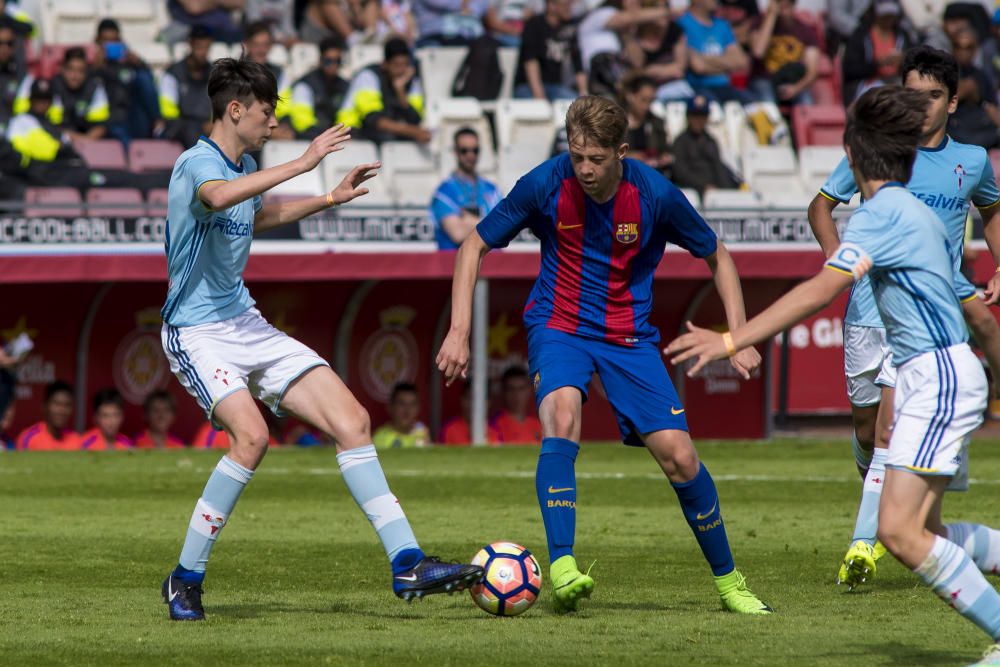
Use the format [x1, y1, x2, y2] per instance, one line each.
[498, 142, 548, 193]
[131, 41, 172, 79]
[701, 189, 764, 211]
[811, 54, 841, 106]
[268, 44, 289, 67]
[86, 188, 145, 217]
[798, 145, 846, 194]
[497, 47, 518, 100]
[287, 42, 319, 83]
[100, 0, 164, 47]
[40, 0, 99, 44]
[551, 98, 573, 130]
[74, 139, 127, 170]
[678, 187, 701, 210]
[146, 188, 169, 216]
[261, 140, 325, 197]
[23, 187, 84, 217]
[381, 141, 438, 206]
[346, 42, 383, 79]
[317, 139, 391, 204]
[761, 190, 814, 211]
[429, 97, 497, 176]
[741, 145, 802, 196]
[128, 140, 184, 173]
[663, 101, 688, 142]
[496, 99, 554, 149]
[415, 47, 468, 105]
[37, 43, 97, 79]
[792, 104, 846, 147]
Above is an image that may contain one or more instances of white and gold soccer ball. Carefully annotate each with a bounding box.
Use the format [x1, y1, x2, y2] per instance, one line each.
[469, 542, 542, 616]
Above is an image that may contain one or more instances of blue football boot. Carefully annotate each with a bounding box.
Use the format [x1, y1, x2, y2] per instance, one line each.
[393, 556, 484, 601]
[162, 574, 206, 621]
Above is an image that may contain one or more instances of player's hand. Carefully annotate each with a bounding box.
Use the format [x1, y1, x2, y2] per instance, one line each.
[436, 330, 470, 386]
[985, 271, 1000, 306]
[330, 161, 381, 205]
[663, 321, 730, 378]
[729, 345, 760, 380]
[299, 124, 351, 172]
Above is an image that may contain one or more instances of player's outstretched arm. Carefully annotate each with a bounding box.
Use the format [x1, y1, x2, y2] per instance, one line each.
[807, 193, 841, 258]
[200, 124, 353, 212]
[436, 230, 490, 386]
[665, 268, 853, 377]
[703, 241, 760, 379]
[981, 203, 1000, 305]
[254, 161, 380, 232]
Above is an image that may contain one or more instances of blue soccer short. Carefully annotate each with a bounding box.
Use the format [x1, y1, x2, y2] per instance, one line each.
[527, 326, 688, 447]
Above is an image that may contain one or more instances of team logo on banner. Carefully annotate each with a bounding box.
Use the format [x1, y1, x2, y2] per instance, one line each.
[113, 308, 170, 404]
[615, 222, 638, 244]
[360, 306, 419, 402]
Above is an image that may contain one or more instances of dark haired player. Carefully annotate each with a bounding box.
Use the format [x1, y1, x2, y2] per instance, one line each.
[670, 85, 1000, 667]
[160, 58, 481, 621]
[808, 46, 1000, 589]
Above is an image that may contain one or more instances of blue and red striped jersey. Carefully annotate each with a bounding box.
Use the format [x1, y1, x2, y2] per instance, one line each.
[477, 154, 717, 346]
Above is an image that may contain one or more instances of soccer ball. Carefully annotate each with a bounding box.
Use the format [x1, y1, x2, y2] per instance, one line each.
[469, 542, 542, 616]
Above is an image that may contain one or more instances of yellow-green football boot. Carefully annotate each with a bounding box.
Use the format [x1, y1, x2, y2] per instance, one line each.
[715, 570, 773, 615]
[550, 555, 594, 614]
[837, 540, 877, 590]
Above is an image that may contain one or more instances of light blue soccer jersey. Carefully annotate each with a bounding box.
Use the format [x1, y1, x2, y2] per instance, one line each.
[819, 136, 1000, 328]
[825, 185, 967, 364]
[161, 136, 262, 327]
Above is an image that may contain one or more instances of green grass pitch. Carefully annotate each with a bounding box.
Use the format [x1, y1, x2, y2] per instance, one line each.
[3, 440, 1000, 666]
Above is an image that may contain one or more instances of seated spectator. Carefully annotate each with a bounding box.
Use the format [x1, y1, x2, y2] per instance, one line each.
[748, 0, 819, 106]
[678, 0, 750, 104]
[15, 380, 79, 451]
[491, 366, 541, 444]
[243, 0, 298, 44]
[841, 0, 912, 103]
[948, 28, 1000, 149]
[621, 73, 672, 176]
[513, 0, 585, 100]
[134, 390, 186, 449]
[634, 8, 694, 102]
[941, 3, 999, 94]
[93, 18, 164, 144]
[413, 0, 491, 47]
[670, 95, 741, 195]
[0, 19, 25, 122]
[6, 79, 167, 191]
[50, 47, 109, 141]
[485, 0, 541, 46]
[289, 36, 351, 139]
[340, 37, 429, 144]
[160, 25, 215, 148]
[440, 383, 499, 445]
[717, 0, 759, 50]
[373, 382, 430, 448]
[79, 388, 134, 450]
[301, 0, 366, 44]
[242, 20, 294, 139]
[579, 0, 670, 98]
[1, 402, 14, 450]
[366, 0, 418, 45]
[430, 127, 502, 249]
[161, 0, 245, 44]
[192, 421, 230, 448]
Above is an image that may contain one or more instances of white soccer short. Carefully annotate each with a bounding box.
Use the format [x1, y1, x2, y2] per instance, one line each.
[844, 324, 897, 407]
[162, 308, 329, 425]
[888, 343, 986, 482]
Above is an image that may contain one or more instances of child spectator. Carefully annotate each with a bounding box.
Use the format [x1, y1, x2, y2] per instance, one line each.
[15, 380, 79, 451]
[491, 366, 542, 444]
[440, 383, 499, 445]
[134, 390, 186, 449]
[79, 388, 134, 450]
[621, 73, 672, 176]
[373, 382, 430, 448]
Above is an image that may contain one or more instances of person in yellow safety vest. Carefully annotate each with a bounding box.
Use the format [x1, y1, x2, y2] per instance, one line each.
[241, 20, 295, 139]
[5, 78, 168, 191]
[159, 24, 214, 147]
[339, 36, 431, 144]
[288, 35, 350, 140]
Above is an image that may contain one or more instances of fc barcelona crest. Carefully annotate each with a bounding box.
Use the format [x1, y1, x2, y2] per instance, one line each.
[615, 222, 639, 244]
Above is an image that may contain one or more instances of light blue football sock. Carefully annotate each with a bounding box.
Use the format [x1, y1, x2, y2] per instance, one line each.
[336, 444, 421, 573]
[851, 432, 873, 473]
[535, 437, 579, 565]
[850, 448, 887, 547]
[175, 455, 254, 583]
[947, 523, 1000, 575]
[915, 536, 1000, 640]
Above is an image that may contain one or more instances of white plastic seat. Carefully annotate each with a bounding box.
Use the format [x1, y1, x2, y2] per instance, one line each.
[261, 140, 325, 196]
[496, 98, 554, 150]
[428, 97, 496, 176]
[551, 98, 573, 130]
[702, 189, 764, 212]
[678, 188, 701, 210]
[380, 141, 438, 206]
[267, 44, 290, 67]
[415, 47, 468, 106]
[798, 145, 846, 195]
[133, 42, 172, 79]
[663, 101, 687, 142]
[741, 145, 798, 194]
[346, 42, 383, 78]
[497, 46, 518, 100]
[287, 42, 320, 82]
[498, 142, 549, 193]
[41, 0, 98, 44]
[101, 0, 163, 46]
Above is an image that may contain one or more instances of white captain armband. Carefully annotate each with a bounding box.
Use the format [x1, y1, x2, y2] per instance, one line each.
[824, 242, 872, 280]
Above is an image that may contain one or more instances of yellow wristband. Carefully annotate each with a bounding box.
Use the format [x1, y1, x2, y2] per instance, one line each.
[722, 332, 736, 357]
[995, 266, 1000, 274]
[326, 191, 336, 207]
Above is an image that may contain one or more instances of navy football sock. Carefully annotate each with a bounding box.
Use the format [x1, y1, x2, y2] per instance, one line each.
[536, 437, 579, 564]
[671, 463, 735, 577]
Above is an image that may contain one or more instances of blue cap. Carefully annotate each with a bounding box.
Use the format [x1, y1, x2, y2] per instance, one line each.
[687, 95, 710, 115]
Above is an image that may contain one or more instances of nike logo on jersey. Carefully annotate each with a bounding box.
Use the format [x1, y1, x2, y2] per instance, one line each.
[671, 407, 685, 415]
[557, 221, 583, 231]
[696, 502, 718, 521]
[394, 573, 418, 582]
[548, 486, 574, 494]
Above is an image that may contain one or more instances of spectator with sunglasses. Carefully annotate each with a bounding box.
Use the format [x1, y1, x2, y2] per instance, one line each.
[289, 35, 351, 139]
[430, 126, 502, 249]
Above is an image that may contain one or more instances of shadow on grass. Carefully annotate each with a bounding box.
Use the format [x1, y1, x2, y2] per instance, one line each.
[832, 641, 970, 666]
